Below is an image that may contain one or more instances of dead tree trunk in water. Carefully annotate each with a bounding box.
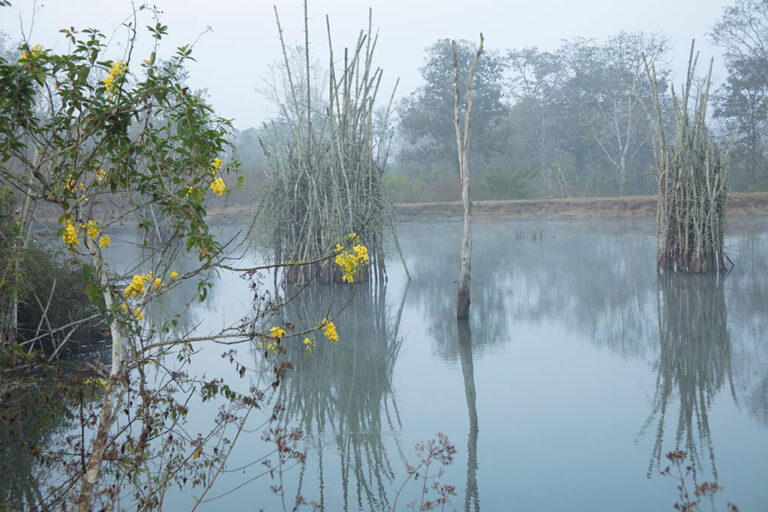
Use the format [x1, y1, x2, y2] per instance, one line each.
[453, 35, 483, 319]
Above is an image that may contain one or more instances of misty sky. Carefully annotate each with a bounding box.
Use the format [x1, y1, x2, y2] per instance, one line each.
[1, 0, 734, 130]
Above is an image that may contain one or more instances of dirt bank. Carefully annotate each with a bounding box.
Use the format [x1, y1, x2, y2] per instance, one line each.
[392, 192, 768, 221]
[63, 193, 764, 225]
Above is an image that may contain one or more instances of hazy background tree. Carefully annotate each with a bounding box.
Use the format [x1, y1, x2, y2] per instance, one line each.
[711, 0, 768, 190]
[504, 47, 565, 197]
[394, 39, 506, 200]
[562, 32, 669, 196]
[389, 32, 673, 202]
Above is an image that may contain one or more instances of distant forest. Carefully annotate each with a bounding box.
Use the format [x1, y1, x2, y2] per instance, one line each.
[229, 0, 767, 203]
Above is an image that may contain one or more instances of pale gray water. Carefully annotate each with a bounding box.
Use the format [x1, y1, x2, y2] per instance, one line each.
[169, 216, 768, 511]
[6, 217, 768, 511]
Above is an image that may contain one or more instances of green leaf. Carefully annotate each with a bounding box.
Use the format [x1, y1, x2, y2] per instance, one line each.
[86, 283, 101, 305]
[81, 263, 93, 283]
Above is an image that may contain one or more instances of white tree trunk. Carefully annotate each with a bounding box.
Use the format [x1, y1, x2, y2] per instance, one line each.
[453, 36, 483, 319]
[77, 242, 128, 511]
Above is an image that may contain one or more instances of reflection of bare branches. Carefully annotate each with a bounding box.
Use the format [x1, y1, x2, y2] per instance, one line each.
[641, 273, 735, 478]
[264, 282, 406, 511]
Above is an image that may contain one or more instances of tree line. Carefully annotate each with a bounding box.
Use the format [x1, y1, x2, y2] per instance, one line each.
[230, 0, 767, 204]
[392, 0, 767, 201]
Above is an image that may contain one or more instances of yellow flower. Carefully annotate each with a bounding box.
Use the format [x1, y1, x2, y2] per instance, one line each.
[133, 307, 144, 320]
[269, 326, 287, 340]
[170, 271, 178, 279]
[103, 60, 128, 96]
[153, 277, 163, 289]
[210, 177, 227, 197]
[124, 272, 154, 297]
[99, 234, 111, 248]
[95, 169, 106, 182]
[211, 157, 222, 172]
[303, 336, 316, 356]
[18, 44, 43, 64]
[333, 234, 370, 283]
[322, 319, 338, 343]
[353, 244, 369, 262]
[120, 303, 128, 313]
[86, 220, 99, 239]
[62, 220, 79, 249]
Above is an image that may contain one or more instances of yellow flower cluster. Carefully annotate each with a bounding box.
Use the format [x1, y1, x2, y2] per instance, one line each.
[208, 157, 227, 197]
[263, 326, 287, 352]
[80, 219, 110, 248]
[86, 220, 99, 239]
[210, 177, 227, 197]
[62, 220, 79, 249]
[334, 234, 370, 283]
[322, 319, 339, 343]
[83, 376, 107, 388]
[95, 169, 106, 182]
[119, 302, 144, 321]
[103, 60, 128, 96]
[65, 177, 85, 192]
[64, 176, 90, 203]
[303, 336, 316, 356]
[18, 44, 43, 64]
[119, 272, 175, 321]
[124, 272, 160, 298]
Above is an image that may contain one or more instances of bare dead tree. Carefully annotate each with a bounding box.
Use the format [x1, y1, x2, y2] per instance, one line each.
[453, 35, 483, 319]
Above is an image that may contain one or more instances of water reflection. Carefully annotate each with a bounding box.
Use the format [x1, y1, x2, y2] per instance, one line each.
[457, 320, 479, 512]
[266, 282, 406, 511]
[402, 221, 658, 360]
[642, 273, 735, 478]
[0, 386, 76, 511]
[725, 232, 768, 428]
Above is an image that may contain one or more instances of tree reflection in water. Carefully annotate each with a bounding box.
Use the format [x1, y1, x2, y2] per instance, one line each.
[457, 319, 479, 512]
[265, 281, 406, 511]
[641, 273, 736, 478]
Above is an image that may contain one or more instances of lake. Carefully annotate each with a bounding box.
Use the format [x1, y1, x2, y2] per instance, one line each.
[163, 216, 768, 511]
[8, 216, 768, 511]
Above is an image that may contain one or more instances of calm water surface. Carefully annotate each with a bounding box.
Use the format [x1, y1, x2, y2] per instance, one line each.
[170, 216, 768, 511]
[15, 217, 768, 511]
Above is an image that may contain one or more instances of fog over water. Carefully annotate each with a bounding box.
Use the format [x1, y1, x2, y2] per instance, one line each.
[153, 217, 768, 510]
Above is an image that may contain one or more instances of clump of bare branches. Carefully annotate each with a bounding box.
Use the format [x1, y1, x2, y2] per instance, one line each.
[259, 3, 396, 284]
[661, 450, 738, 512]
[644, 42, 730, 273]
[391, 433, 457, 512]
